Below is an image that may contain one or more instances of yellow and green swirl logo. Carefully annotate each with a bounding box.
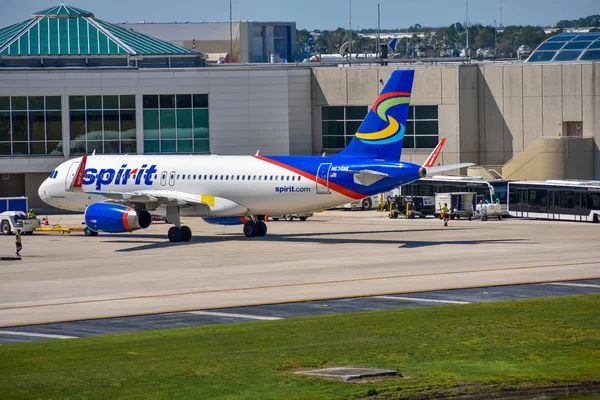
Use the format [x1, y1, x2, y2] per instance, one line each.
[355, 92, 411, 144]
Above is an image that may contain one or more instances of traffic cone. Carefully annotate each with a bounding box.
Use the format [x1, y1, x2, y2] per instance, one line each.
[44, 216, 49, 226]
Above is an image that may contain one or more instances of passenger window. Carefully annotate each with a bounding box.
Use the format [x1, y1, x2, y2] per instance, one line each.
[292, 176, 295, 181]
[203, 175, 207, 180]
[177, 174, 180, 179]
[275, 176, 278, 181]
[182, 175, 186, 180]
[286, 176, 290, 181]
[220, 175, 224, 180]
[270, 176, 273, 181]
[259, 176, 262, 181]
[242, 176, 245, 180]
[188, 175, 191, 179]
[237, 175, 240, 180]
[253, 175, 256, 180]
[281, 175, 284, 180]
[193, 175, 196, 179]
[264, 175, 267, 180]
[209, 175, 213, 179]
[226, 175, 229, 180]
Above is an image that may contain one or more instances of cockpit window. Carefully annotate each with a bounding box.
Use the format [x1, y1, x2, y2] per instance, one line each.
[49, 171, 58, 179]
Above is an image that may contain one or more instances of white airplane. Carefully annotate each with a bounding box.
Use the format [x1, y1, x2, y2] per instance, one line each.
[38, 70, 473, 242]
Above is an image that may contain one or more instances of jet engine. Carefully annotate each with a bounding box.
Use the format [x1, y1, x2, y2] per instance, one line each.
[84, 203, 152, 233]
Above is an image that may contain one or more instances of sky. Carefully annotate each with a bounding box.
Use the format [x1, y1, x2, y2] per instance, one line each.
[1, 0, 598, 30]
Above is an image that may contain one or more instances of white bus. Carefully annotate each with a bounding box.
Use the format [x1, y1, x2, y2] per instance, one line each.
[508, 180, 600, 223]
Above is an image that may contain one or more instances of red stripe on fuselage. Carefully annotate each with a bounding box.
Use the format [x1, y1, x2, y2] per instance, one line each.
[371, 91, 411, 111]
[254, 155, 365, 200]
[122, 207, 132, 231]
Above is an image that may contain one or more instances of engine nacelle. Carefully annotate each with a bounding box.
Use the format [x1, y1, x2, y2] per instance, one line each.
[85, 203, 152, 233]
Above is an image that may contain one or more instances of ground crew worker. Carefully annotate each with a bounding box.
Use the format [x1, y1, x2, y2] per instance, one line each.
[441, 203, 450, 227]
[27, 209, 36, 219]
[15, 229, 22, 257]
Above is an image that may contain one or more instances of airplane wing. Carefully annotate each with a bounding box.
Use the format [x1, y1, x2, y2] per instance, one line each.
[346, 169, 391, 186]
[424, 163, 475, 176]
[85, 189, 248, 215]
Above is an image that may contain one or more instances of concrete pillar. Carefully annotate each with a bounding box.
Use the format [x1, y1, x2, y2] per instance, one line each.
[61, 95, 70, 158]
[136, 93, 144, 154]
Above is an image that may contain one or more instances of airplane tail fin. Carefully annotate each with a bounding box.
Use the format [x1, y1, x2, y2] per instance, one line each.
[388, 38, 398, 52]
[337, 69, 414, 161]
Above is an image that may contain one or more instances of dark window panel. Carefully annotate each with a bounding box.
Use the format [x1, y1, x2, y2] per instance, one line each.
[69, 111, 86, 141]
[345, 120, 362, 136]
[193, 109, 209, 138]
[11, 97, 27, 111]
[581, 50, 600, 61]
[12, 142, 28, 155]
[403, 136, 415, 148]
[161, 139, 176, 153]
[11, 111, 28, 141]
[120, 110, 136, 141]
[346, 106, 368, 120]
[29, 142, 46, 155]
[69, 96, 85, 110]
[160, 95, 175, 109]
[405, 120, 414, 135]
[103, 110, 120, 140]
[344, 135, 353, 146]
[46, 96, 62, 111]
[0, 97, 9, 111]
[563, 41, 591, 50]
[415, 136, 439, 148]
[415, 121, 439, 135]
[121, 140, 137, 154]
[322, 106, 344, 120]
[176, 94, 192, 109]
[178, 140, 193, 153]
[143, 110, 159, 139]
[87, 141, 104, 154]
[193, 139, 209, 153]
[322, 135, 345, 149]
[104, 140, 120, 154]
[193, 94, 208, 108]
[46, 111, 62, 140]
[86, 110, 103, 135]
[527, 51, 556, 62]
[47, 141, 62, 155]
[322, 121, 344, 136]
[177, 109, 193, 139]
[0, 142, 11, 155]
[408, 106, 414, 120]
[120, 95, 135, 109]
[144, 140, 160, 153]
[29, 111, 46, 141]
[554, 51, 582, 61]
[143, 95, 159, 109]
[28, 97, 45, 111]
[86, 96, 102, 110]
[103, 95, 119, 110]
[0, 111, 11, 141]
[160, 110, 176, 138]
[415, 105, 438, 120]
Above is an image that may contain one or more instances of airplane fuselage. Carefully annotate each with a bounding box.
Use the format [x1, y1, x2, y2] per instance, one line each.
[39, 154, 423, 217]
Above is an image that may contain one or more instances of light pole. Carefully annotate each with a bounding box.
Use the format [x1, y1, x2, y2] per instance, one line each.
[229, 0, 233, 63]
[465, 0, 469, 59]
[494, 19, 497, 58]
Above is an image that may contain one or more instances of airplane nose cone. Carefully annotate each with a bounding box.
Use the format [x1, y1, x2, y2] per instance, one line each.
[38, 179, 49, 203]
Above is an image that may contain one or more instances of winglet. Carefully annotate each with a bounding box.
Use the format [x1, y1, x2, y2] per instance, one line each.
[423, 138, 446, 168]
[71, 155, 87, 190]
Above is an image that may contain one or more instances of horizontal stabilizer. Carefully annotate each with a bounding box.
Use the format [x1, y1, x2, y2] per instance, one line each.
[347, 169, 390, 186]
[425, 163, 474, 176]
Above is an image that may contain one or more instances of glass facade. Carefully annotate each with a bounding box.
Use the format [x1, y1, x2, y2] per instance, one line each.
[0, 96, 62, 155]
[321, 105, 439, 150]
[69, 95, 136, 155]
[143, 94, 209, 154]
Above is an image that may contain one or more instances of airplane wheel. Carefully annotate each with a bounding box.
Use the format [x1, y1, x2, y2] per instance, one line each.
[256, 221, 267, 237]
[243, 221, 257, 237]
[1, 220, 11, 235]
[284, 215, 293, 221]
[361, 198, 372, 210]
[84, 227, 98, 236]
[168, 226, 182, 242]
[181, 226, 192, 242]
[299, 216, 307, 221]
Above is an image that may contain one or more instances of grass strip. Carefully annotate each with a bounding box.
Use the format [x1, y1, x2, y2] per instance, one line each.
[1, 294, 599, 400]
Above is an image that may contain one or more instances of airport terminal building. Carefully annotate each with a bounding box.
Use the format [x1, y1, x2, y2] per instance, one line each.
[0, 5, 599, 210]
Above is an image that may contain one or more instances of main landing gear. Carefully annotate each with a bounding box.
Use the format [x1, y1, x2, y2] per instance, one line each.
[243, 220, 267, 237]
[166, 205, 192, 243]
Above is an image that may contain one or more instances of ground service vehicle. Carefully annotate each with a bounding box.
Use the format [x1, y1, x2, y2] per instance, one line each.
[508, 180, 600, 223]
[434, 192, 475, 220]
[270, 212, 313, 221]
[401, 176, 509, 213]
[0, 211, 41, 235]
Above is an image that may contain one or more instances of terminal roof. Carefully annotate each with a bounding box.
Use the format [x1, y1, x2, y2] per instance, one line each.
[526, 32, 600, 63]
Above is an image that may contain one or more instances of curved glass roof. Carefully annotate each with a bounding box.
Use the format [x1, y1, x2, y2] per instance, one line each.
[526, 32, 600, 63]
[0, 3, 195, 56]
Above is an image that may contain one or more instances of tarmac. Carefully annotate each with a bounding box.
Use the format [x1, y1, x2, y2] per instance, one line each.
[0, 210, 599, 336]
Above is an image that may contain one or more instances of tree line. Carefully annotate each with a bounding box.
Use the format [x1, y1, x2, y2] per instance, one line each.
[296, 14, 600, 60]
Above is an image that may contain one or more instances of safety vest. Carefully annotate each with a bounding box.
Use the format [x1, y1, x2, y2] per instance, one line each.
[15, 234, 21, 243]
